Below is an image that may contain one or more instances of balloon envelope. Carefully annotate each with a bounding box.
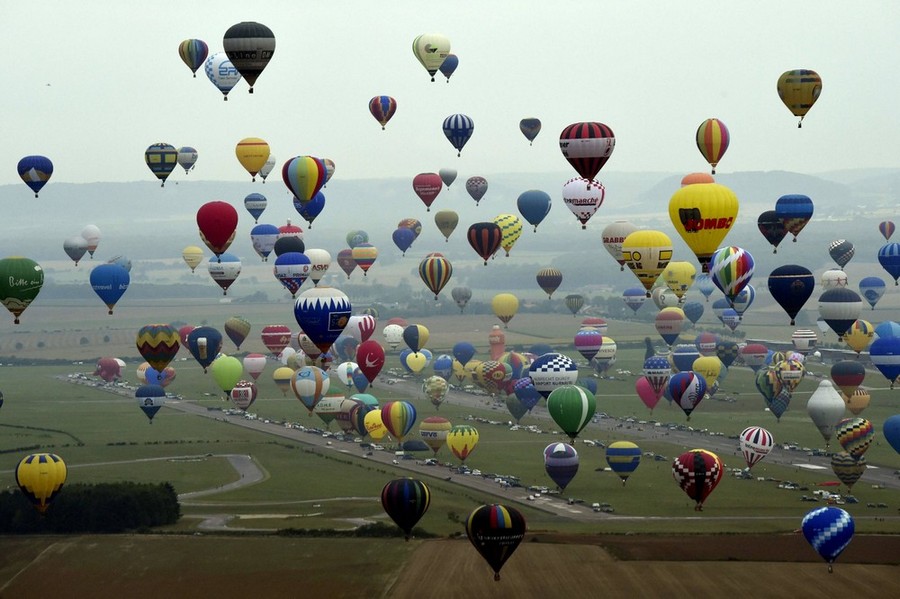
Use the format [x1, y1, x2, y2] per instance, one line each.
[465, 504, 526, 581]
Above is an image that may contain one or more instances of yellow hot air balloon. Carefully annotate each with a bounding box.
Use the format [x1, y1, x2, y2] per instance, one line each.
[843, 388, 870, 416]
[447, 424, 479, 462]
[844, 319, 874, 354]
[777, 69, 822, 128]
[405, 352, 428, 373]
[235, 137, 271, 181]
[662, 261, 697, 299]
[364, 408, 387, 441]
[668, 183, 739, 274]
[621, 230, 673, 295]
[492, 214, 523, 257]
[272, 366, 294, 396]
[692, 356, 722, 385]
[16, 453, 67, 514]
[491, 293, 519, 328]
[434, 210, 459, 242]
[412, 34, 451, 82]
[182, 245, 204, 273]
[452, 358, 470, 383]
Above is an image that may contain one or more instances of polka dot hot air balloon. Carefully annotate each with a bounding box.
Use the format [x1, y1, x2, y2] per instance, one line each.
[672, 449, 723, 511]
[802, 507, 854, 573]
[559, 122, 615, 181]
[695, 118, 729, 174]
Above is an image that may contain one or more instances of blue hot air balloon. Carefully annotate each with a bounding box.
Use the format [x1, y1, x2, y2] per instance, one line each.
[513, 377, 542, 411]
[452, 341, 476, 366]
[543, 442, 579, 491]
[694, 273, 715, 302]
[605, 441, 642, 485]
[433, 354, 453, 380]
[801, 506, 854, 573]
[273, 252, 311, 297]
[439, 54, 458, 82]
[186, 326, 223, 372]
[768, 264, 815, 325]
[516, 190, 552, 232]
[442, 114, 474, 157]
[775, 194, 814, 242]
[682, 301, 704, 325]
[877, 242, 900, 285]
[859, 276, 886, 310]
[622, 287, 648, 314]
[89, 263, 130, 315]
[250, 223, 279, 262]
[136, 384, 166, 422]
[868, 335, 900, 388]
[293, 287, 352, 355]
[671, 344, 700, 373]
[874, 320, 900, 339]
[296, 191, 325, 228]
[884, 415, 900, 454]
[17, 155, 53, 197]
[244, 193, 267, 223]
[576, 377, 598, 395]
[392, 228, 416, 255]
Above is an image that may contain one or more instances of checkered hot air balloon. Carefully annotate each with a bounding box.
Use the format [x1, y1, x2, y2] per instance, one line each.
[672, 449, 723, 510]
[835, 417, 875, 459]
[801, 506, 854, 572]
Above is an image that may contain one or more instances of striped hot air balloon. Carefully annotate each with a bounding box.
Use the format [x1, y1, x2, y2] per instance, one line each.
[605, 441, 641, 485]
[135, 324, 180, 374]
[442, 113, 474, 156]
[695, 118, 729, 174]
[418, 255, 452, 300]
[559, 122, 615, 181]
[739, 426, 774, 469]
[368, 95, 397, 130]
[381, 478, 431, 540]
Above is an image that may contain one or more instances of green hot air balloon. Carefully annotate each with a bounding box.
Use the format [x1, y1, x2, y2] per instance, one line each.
[0, 257, 44, 324]
[547, 384, 596, 441]
[210, 355, 243, 398]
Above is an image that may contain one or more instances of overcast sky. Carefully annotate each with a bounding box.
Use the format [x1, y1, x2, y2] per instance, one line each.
[2, 1, 897, 188]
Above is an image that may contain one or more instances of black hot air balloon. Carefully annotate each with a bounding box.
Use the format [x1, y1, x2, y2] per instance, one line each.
[757, 210, 788, 253]
[467, 222, 502, 265]
[465, 504, 526, 581]
[381, 478, 431, 540]
[767, 265, 815, 325]
[223, 21, 275, 93]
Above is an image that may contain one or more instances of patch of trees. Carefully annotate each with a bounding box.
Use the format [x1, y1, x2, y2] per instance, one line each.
[0, 482, 180, 533]
[277, 522, 437, 540]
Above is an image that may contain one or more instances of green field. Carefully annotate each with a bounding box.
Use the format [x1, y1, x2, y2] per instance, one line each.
[1, 308, 899, 537]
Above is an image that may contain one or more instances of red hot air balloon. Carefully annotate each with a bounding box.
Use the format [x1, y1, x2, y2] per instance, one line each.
[261, 324, 292, 357]
[412, 173, 443, 212]
[337, 249, 357, 278]
[356, 339, 385, 384]
[196, 201, 239, 260]
[558, 122, 615, 181]
[672, 449, 723, 510]
[695, 118, 730, 174]
[467, 222, 502, 265]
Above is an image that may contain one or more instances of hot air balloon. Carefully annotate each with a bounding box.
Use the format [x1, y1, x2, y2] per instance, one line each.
[17, 155, 53, 197]
[135, 383, 166, 421]
[492, 214, 523, 256]
[356, 339, 385, 384]
[468, 222, 503, 265]
[831, 359, 865, 398]
[412, 173, 443, 212]
[655, 307, 685, 347]
[807, 380, 847, 445]
[291, 366, 329, 413]
[305, 248, 331, 285]
[869, 335, 900, 387]
[818, 288, 862, 339]
[535, 268, 562, 299]
[561, 177, 605, 229]
[672, 449, 723, 510]
[369, 95, 397, 130]
[0, 256, 44, 324]
[178, 38, 209, 77]
[519, 118, 541, 145]
[708, 246, 754, 308]
[543, 442, 579, 491]
[176, 146, 198, 174]
[381, 478, 430, 540]
[181, 245, 204, 272]
[135, 324, 180, 379]
[438, 168, 457, 188]
[466, 504, 526, 581]
[235, 137, 270, 181]
[835, 417, 875, 459]
[879, 221, 895, 241]
[229, 380, 258, 411]
[273, 252, 311, 297]
[418, 255, 453, 300]
[243, 193, 268, 224]
[381, 401, 417, 442]
[777, 69, 822, 127]
[606, 441, 641, 485]
[63, 236, 88, 266]
[442, 114, 474, 157]
[547, 385, 595, 441]
[412, 33, 451, 81]
[884, 415, 900, 455]
[621, 230, 673, 295]
[260, 324, 292, 357]
[820, 269, 848, 291]
[16, 453, 67, 514]
[516, 190, 551, 232]
[402, 324, 429, 354]
[802, 507, 853, 573]
[223, 316, 251, 350]
[207, 253, 241, 295]
[447, 424, 479, 462]
[662, 261, 696, 299]
[695, 118, 729, 174]
[559, 122, 615, 181]
[186, 326, 223, 373]
[830, 451, 866, 491]
[422, 376, 449, 409]
[419, 416, 451, 455]
[242, 353, 267, 381]
[436, 52, 458, 81]
[464, 176, 489, 207]
[775, 194, 814, 242]
[282, 156, 326, 204]
[451, 286, 472, 313]
[434, 210, 459, 241]
[144, 143, 178, 187]
[877, 242, 900, 285]
[223, 21, 275, 93]
[491, 293, 519, 328]
[197, 201, 238, 260]
[297, 191, 325, 228]
[204, 52, 241, 100]
[259, 155, 276, 181]
[827, 239, 854, 268]
[757, 210, 788, 253]
[564, 294, 584, 317]
[768, 265, 815, 325]
[574, 328, 603, 363]
[293, 287, 351, 355]
[859, 276, 886, 309]
[89, 263, 129, 315]
[668, 183, 739, 273]
[529, 353, 579, 398]
[739, 426, 774, 469]
[350, 243, 377, 276]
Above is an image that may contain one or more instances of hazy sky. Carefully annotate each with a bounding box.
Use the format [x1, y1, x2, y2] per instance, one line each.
[2, 1, 898, 188]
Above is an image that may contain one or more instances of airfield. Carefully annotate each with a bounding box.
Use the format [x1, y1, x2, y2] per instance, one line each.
[0, 309, 899, 597]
